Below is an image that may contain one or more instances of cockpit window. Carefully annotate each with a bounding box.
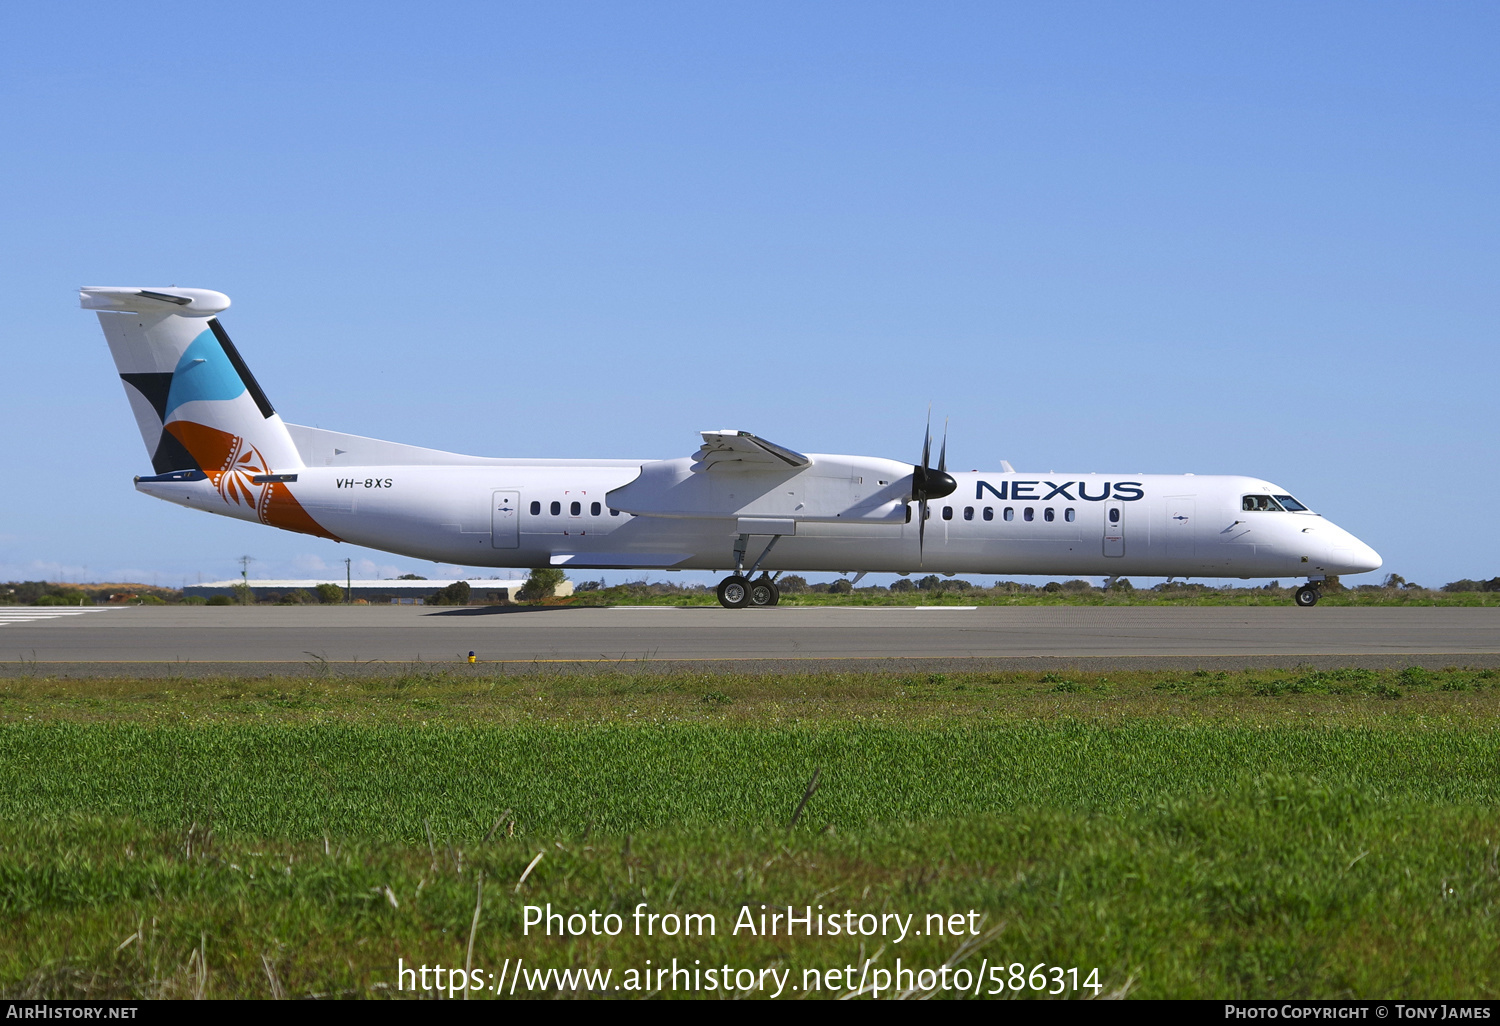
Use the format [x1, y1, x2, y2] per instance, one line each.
[1242, 494, 1286, 512]
[1274, 494, 1309, 512]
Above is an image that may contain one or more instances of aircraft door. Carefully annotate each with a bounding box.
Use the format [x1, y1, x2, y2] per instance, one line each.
[1103, 502, 1125, 557]
[491, 490, 520, 549]
[1165, 496, 1195, 560]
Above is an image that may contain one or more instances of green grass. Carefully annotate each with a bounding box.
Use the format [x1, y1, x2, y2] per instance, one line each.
[3, 667, 1500, 999]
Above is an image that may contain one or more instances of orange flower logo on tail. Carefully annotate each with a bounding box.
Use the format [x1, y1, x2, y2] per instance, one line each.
[164, 421, 341, 541]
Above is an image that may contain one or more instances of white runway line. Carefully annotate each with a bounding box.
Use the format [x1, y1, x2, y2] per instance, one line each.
[912, 606, 978, 610]
[0, 607, 118, 626]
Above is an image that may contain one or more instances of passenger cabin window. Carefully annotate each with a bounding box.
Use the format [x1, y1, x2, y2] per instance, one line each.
[570, 501, 581, 516]
[1242, 495, 1286, 512]
[529, 501, 541, 515]
[1065, 508, 1076, 522]
[591, 501, 601, 516]
[983, 507, 994, 521]
[610, 508, 620, 516]
[1023, 507, 1035, 522]
[1044, 507, 1055, 522]
[549, 501, 561, 516]
[1003, 507, 1014, 521]
[942, 506, 953, 521]
[1275, 494, 1309, 511]
[963, 507, 974, 521]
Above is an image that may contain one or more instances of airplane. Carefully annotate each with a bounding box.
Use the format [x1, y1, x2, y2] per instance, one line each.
[83, 286, 1382, 609]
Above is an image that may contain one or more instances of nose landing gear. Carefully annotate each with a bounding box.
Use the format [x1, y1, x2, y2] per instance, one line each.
[1294, 583, 1321, 607]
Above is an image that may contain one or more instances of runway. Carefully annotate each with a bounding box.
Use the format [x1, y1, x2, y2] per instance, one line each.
[2, 604, 1497, 675]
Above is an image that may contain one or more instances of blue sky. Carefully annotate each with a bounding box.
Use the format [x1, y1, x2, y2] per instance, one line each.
[2, 1, 1495, 588]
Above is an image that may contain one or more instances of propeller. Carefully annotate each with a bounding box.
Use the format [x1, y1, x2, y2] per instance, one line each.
[911, 410, 957, 563]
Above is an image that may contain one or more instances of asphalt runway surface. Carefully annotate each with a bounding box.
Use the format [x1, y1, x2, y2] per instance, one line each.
[2, 604, 1497, 676]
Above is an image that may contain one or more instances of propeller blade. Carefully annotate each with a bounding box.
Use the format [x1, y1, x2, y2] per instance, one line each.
[921, 408, 932, 475]
[937, 418, 948, 475]
[918, 497, 927, 564]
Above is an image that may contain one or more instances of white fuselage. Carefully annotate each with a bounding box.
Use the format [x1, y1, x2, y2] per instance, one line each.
[85, 285, 1381, 586]
[138, 462, 1382, 580]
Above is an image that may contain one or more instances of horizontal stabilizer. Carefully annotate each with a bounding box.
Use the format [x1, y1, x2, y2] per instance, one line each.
[81, 287, 231, 316]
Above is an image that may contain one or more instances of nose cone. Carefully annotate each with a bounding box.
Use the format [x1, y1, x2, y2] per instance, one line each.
[1325, 526, 1382, 575]
[1340, 539, 1383, 574]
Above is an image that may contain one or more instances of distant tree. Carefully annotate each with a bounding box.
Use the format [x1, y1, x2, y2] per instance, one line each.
[827, 579, 853, 595]
[889, 578, 915, 593]
[574, 579, 606, 593]
[916, 575, 942, 591]
[1382, 574, 1406, 589]
[427, 581, 472, 606]
[1487, 577, 1500, 593]
[396, 574, 428, 580]
[36, 590, 91, 606]
[517, 568, 566, 603]
[1061, 579, 1093, 593]
[778, 575, 809, 594]
[231, 582, 253, 605]
[13, 581, 52, 603]
[207, 595, 234, 606]
[278, 589, 316, 605]
[315, 583, 345, 604]
[1043, 581, 1063, 593]
[1112, 578, 1135, 592]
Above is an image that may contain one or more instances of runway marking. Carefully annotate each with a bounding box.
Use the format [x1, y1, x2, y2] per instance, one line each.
[0, 607, 118, 626]
[912, 606, 978, 610]
[607, 606, 680, 610]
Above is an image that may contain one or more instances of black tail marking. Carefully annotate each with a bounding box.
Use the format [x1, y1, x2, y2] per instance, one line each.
[208, 318, 275, 419]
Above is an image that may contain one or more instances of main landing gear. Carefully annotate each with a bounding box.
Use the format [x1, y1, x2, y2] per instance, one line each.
[716, 574, 781, 609]
[718, 531, 785, 608]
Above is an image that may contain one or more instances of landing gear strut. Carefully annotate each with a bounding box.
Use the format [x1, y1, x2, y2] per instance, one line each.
[1294, 584, 1321, 607]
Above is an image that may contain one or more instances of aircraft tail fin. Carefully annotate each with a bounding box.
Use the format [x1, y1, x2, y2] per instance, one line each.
[82, 287, 305, 478]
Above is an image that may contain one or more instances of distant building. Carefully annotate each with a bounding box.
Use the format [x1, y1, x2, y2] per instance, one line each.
[182, 577, 572, 604]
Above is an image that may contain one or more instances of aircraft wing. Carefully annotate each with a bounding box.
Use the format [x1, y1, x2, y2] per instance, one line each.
[692, 430, 810, 472]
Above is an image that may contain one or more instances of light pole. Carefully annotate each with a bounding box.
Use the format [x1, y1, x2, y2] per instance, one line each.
[344, 558, 352, 604]
[238, 555, 254, 605]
